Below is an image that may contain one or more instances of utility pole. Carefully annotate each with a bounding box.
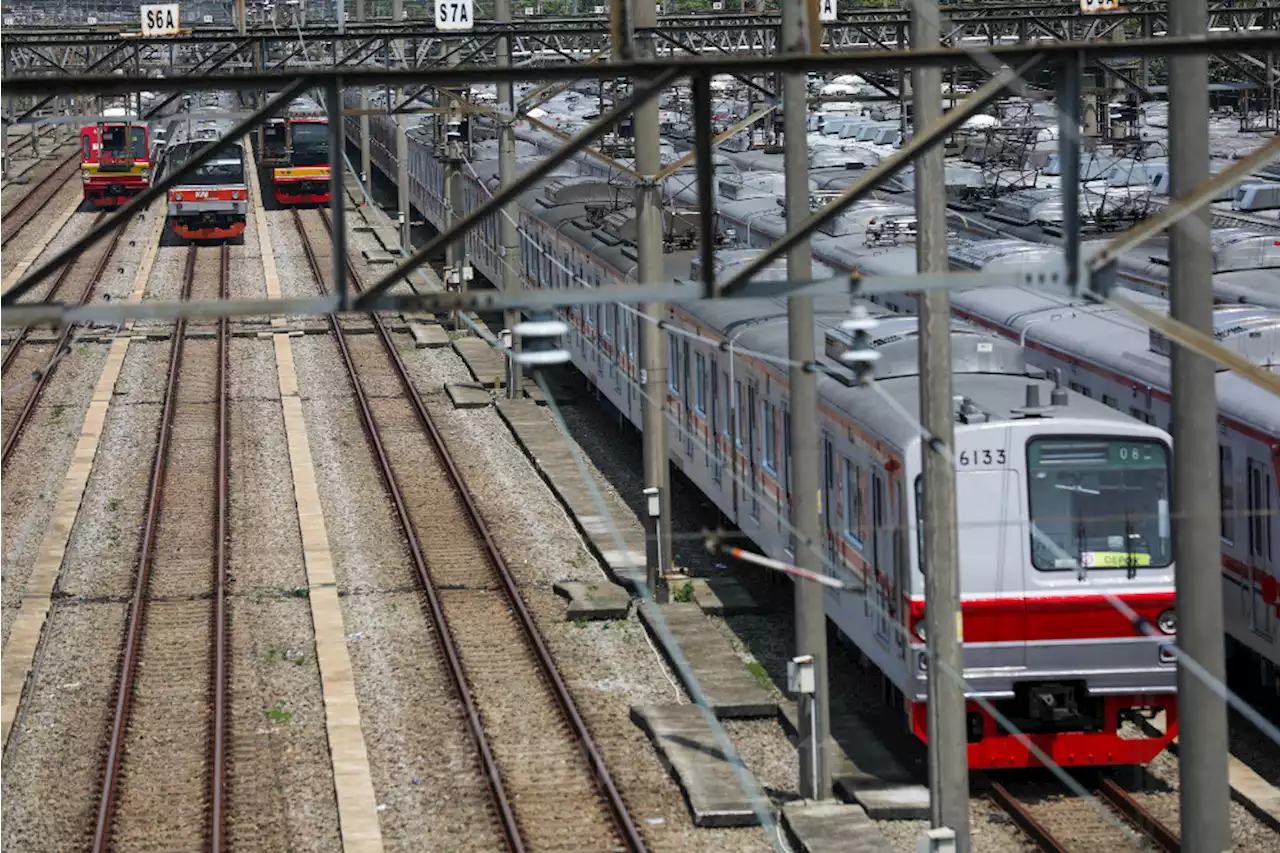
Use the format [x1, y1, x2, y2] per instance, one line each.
[627, 0, 674, 595]
[394, 0, 411, 250]
[496, 0, 523, 397]
[1170, 0, 1231, 846]
[358, 0, 371, 197]
[781, 0, 829, 802]
[911, 0, 970, 847]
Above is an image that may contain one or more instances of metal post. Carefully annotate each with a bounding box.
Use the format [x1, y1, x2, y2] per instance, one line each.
[394, 0, 410, 250]
[236, 0, 247, 34]
[782, 0, 830, 802]
[337, 0, 345, 33]
[497, 0, 523, 397]
[1170, 0, 1231, 845]
[328, 78, 348, 309]
[644, 487, 668, 602]
[357, 0, 370, 195]
[912, 0, 970, 845]
[1059, 56, 1081, 293]
[692, 72, 716, 301]
[629, 0, 674, 589]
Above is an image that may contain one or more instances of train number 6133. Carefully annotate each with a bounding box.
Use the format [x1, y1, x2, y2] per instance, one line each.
[958, 449, 1006, 467]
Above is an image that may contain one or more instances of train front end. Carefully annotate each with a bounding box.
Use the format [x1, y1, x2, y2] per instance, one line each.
[166, 148, 248, 241]
[904, 403, 1179, 769]
[271, 118, 330, 205]
[81, 123, 151, 207]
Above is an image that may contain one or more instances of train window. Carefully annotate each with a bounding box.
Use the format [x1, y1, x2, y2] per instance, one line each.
[844, 459, 866, 548]
[1247, 459, 1272, 561]
[82, 135, 92, 160]
[1102, 394, 1119, 409]
[1129, 408, 1156, 426]
[668, 335, 680, 394]
[915, 476, 925, 574]
[694, 352, 707, 414]
[721, 373, 732, 440]
[735, 380, 744, 449]
[762, 401, 776, 471]
[1027, 438, 1172, 571]
[1220, 445, 1235, 545]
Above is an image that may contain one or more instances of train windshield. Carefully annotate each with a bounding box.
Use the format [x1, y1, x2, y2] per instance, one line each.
[166, 143, 245, 185]
[290, 121, 328, 166]
[101, 125, 147, 158]
[1027, 438, 1172, 571]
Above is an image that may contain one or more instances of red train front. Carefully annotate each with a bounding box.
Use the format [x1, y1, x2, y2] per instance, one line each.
[80, 122, 151, 207]
[158, 118, 248, 241]
[267, 116, 330, 205]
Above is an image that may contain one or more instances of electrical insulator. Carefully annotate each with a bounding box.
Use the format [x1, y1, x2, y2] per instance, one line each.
[511, 314, 571, 368]
[838, 305, 880, 385]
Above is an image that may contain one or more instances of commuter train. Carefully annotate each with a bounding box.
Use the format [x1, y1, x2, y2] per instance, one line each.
[79, 120, 152, 207]
[351, 116, 1185, 768]
[156, 114, 248, 241]
[260, 94, 330, 205]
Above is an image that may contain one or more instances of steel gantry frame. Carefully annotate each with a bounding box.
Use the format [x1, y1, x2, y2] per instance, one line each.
[5, 28, 1280, 849]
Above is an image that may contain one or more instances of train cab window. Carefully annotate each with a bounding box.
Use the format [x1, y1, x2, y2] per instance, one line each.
[101, 125, 146, 157]
[1220, 445, 1235, 545]
[82, 135, 92, 160]
[1247, 459, 1272, 561]
[1027, 438, 1172, 571]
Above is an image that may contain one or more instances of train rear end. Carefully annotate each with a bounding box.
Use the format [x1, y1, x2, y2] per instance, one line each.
[271, 118, 330, 205]
[81, 123, 151, 207]
[901, 407, 1179, 769]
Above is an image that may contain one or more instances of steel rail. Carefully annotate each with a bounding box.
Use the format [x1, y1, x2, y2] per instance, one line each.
[986, 780, 1072, 853]
[1, 219, 125, 467]
[318, 208, 648, 853]
[290, 209, 526, 853]
[211, 244, 231, 853]
[1096, 778, 1182, 853]
[1, 210, 108, 377]
[0, 150, 79, 249]
[91, 243, 199, 853]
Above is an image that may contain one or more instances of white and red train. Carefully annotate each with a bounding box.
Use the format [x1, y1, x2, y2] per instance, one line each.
[156, 112, 248, 241]
[355, 112, 1183, 768]
[260, 94, 331, 205]
[79, 119, 152, 207]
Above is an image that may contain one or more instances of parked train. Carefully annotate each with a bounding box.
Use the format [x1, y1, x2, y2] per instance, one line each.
[155, 114, 248, 241]
[351, 116, 1185, 768]
[260, 94, 330, 205]
[79, 119, 152, 207]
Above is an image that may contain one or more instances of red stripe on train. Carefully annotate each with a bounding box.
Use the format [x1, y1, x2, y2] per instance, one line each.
[908, 591, 1175, 643]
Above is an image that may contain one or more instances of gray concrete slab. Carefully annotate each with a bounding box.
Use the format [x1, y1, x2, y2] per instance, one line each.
[688, 577, 760, 616]
[552, 580, 631, 620]
[780, 702, 930, 820]
[522, 382, 547, 405]
[361, 249, 395, 264]
[409, 323, 450, 349]
[495, 398, 646, 588]
[452, 337, 506, 387]
[782, 800, 892, 853]
[630, 704, 761, 828]
[444, 382, 491, 410]
[639, 603, 777, 718]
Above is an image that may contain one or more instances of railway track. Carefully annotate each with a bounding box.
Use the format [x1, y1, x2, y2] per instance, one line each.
[0, 149, 79, 250]
[987, 773, 1181, 853]
[90, 243, 231, 852]
[1, 213, 122, 466]
[292, 207, 647, 853]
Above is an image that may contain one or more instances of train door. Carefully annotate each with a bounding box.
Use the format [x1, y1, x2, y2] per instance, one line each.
[746, 381, 759, 522]
[1247, 459, 1276, 639]
[822, 435, 838, 564]
[710, 356, 722, 484]
[958, 469, 1027, 668]
[612, 307, 622, 396]
[683, 340, 694, 458]
[781, 406, 792, 547]
[871, 474, 891, 643]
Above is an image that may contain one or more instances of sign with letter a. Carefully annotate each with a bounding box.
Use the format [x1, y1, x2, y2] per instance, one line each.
[818, 0, 837, 22]
[435, 0, 473, 30]
[140, 3, 181, 35]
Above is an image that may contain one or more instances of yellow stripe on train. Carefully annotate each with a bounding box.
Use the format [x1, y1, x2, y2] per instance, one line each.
[273, 166, 331, 179]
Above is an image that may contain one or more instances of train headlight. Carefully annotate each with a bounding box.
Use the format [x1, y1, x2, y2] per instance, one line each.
[81, 168, 91, 182]
[174, 192, 183, 201]
[140, 168, 150, 180]
[1156, 609, 1177, 635]
[913, 621, 926, 642]
[232, 191, 242, 200]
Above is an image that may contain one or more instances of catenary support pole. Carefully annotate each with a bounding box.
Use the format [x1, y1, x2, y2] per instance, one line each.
[781, 0, 830, 802]
[394, 0, 411, 250]
[497, 0, 523, 397]
[911, 0, 970, 847]
[328, 78, 348, 310]
[628, 0, 674, 598]
[1170, 0, 1232, 846]
[358, 0, 371, 196]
